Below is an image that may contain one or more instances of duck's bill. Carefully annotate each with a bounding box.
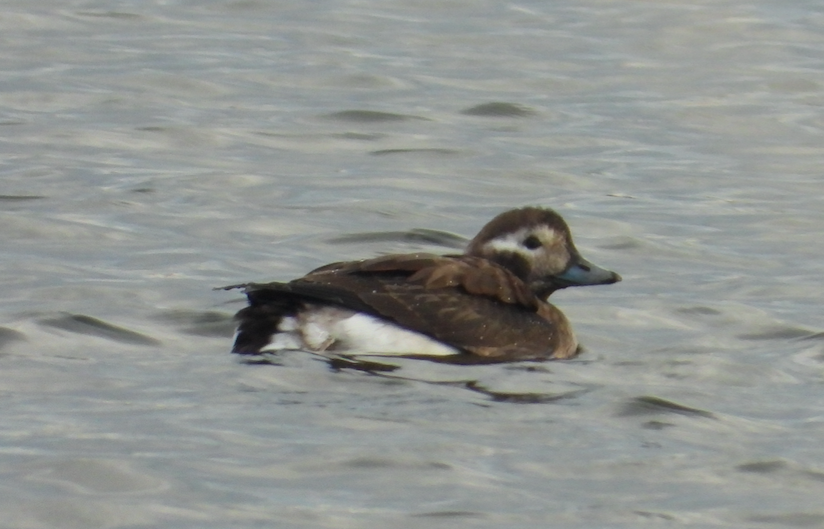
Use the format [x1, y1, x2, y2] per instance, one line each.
[554, 256, 621, 288]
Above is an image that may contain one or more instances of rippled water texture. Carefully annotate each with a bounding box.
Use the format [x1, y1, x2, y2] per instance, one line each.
[2, 1, 824, 527]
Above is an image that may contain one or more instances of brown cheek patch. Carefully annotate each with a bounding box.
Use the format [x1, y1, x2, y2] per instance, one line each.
[486, 251, 532, 282]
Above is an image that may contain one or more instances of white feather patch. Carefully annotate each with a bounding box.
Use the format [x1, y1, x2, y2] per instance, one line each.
[483, 226, 560, 254]
[333, 312, 460, 356]
[259, 305, 460, 356]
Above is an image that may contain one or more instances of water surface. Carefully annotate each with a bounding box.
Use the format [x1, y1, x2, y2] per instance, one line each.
[2, 1, 824, 527]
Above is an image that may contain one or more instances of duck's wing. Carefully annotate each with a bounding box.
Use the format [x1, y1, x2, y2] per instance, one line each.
[247, 253, 569, 360]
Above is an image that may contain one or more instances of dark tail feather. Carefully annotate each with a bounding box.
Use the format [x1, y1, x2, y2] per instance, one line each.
[230, 287, 303, 355]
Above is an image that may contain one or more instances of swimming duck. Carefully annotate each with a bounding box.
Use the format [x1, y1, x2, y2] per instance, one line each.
[223, 207, 620, 362]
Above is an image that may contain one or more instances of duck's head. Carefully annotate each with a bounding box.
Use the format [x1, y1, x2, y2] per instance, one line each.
[466, 207, 621, 299]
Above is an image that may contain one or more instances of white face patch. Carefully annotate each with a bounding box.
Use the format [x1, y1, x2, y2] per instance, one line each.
[482, 226, 570, 275]
[482, 226, 562, 255]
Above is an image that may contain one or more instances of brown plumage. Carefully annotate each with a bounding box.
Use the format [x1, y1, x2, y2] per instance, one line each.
[224, 207, 620, 362]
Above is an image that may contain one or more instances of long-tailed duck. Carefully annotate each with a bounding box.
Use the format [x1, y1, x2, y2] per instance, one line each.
[222, 207, 620, 362]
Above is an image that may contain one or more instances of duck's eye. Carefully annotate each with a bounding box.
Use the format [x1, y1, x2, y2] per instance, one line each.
[523, 235, 542, 250]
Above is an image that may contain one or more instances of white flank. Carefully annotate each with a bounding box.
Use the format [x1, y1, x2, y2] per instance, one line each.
[260, 332, 303, 352]
[333, 312, 460, 356]
[259, 305, 460, 356]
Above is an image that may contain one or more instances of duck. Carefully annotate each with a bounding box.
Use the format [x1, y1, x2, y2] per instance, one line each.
[222, 207, 620, 362]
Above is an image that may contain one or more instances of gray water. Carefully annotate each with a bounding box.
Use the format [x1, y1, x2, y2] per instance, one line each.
[3, 1, 824, 527]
